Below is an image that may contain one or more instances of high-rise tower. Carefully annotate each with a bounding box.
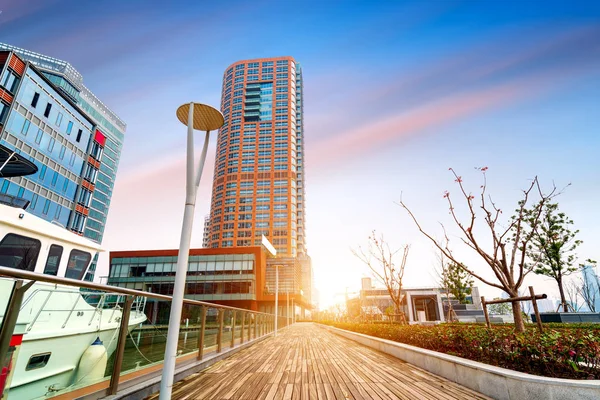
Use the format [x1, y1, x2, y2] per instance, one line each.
[206, 57, 312, 310]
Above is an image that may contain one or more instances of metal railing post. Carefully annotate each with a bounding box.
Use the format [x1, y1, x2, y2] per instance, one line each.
[0, 279, 34, 381]
[217, 309, 224, 353]
[197, 306, 207, 360]
[230, 310, 236, 348]
[109, 296, 134, 395]
[240, 312, 245, 344]
[253, 314, 257, 340]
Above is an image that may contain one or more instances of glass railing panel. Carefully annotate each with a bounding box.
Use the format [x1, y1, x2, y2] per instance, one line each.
[233, 311, 243, 344]
[222, 310, 233, 349]
[0, 269, 276, 400]
[202, 307, 219, 356]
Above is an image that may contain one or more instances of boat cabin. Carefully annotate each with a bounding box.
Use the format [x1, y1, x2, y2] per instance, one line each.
[0, 203, 102, 280]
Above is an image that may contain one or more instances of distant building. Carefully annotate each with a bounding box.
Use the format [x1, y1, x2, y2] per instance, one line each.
[582, 264, 600, 312]
[202, 215, 210, 248]
[0, 43, 126, 281]
[351, 277, 484, 323]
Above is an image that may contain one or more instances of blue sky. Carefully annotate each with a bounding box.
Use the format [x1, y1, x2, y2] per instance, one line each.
[2, 0, 599, 308]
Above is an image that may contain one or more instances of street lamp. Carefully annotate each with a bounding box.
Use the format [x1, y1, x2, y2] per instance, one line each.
[159, 102, 223, 400]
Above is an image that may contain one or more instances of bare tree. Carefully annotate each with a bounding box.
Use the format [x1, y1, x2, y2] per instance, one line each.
[565, 279, 582, 312]
[400, 168, 558, 332]
[436, 252, 457, 322]
[353, 231, 409, 324]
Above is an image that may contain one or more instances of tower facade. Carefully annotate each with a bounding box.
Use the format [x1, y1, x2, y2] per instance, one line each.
[207, 57, 312, 311]
[0, 43, 126, 281]
[208, 57, 306, 256]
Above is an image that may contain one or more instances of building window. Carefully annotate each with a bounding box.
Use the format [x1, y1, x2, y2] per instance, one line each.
[42, 199, 50, 215]
[48, 138, 55, 152]
[0, 69, 19, 93]
[21, 119, 30, 135]
[39, 165, 47, 180]
[66, 121, 73, 134]
[55, 112, 63, 127]
[0, 102, 9, 124]
[31, 92, 40, 108]
[51, 171, 58, 186]
[35, 129, 43, 144]
[30, 194, 38, 209]
[76, 129, 82, 142]
[44, 103, 52, 118]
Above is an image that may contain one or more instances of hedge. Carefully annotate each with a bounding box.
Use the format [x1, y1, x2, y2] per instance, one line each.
[321, 322, 600, 379]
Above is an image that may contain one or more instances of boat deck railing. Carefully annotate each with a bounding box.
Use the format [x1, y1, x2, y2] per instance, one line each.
[0, 266, 283, 400]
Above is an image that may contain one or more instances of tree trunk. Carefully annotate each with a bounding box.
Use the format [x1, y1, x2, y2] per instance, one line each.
[511, 301, 525, 333]
[557, 276, 569, 312]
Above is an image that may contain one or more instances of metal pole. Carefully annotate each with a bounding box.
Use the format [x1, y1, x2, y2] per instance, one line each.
[109, 296, 133, 395]
[0, 151, 15, 174]
[160, 103, 212, 400]
[230, 311, 236, 348]
[240, 312, 245, 344]
[197, 306, 207, 360]
[0, 279, 34, 382]
[274, 265, 279, 336]
[217, 309, 224, 353]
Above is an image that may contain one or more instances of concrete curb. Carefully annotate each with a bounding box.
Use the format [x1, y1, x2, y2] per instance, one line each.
[321, 324, 600, 400]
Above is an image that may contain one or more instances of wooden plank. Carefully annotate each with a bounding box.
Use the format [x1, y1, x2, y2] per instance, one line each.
[145, 323, 492, 400]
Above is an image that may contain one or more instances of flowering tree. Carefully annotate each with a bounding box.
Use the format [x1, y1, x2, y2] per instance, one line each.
[400, 168, 558, 332]
[353, 231, 409, 323]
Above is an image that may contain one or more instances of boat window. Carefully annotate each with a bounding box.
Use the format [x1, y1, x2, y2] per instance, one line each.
[65, 249, 91, 280]
[43, 244, 63, 276]
[0, 233, 41, 272]
[26, 353, 51, 370]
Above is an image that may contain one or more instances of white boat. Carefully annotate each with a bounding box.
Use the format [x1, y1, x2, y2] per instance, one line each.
[0, 203, 147, 399]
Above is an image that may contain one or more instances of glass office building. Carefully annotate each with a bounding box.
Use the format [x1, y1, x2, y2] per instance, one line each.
[108, 247, 270, 323]
[0, 44, 126, 281]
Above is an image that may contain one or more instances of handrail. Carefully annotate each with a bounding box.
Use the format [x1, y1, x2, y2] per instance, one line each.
[0, 266, 272, 316]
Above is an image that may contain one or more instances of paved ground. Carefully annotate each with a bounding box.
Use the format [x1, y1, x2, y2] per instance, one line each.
[146, 323, 490, 399]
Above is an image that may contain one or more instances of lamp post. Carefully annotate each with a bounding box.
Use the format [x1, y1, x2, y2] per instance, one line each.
[159, 102, 223, 400]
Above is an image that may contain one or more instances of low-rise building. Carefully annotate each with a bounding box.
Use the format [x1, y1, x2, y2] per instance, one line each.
[107, 244, 312, 324]
[350, 277, 484, 323]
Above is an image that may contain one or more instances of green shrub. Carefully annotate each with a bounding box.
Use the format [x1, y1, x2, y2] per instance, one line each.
[321, 321, 600, 379]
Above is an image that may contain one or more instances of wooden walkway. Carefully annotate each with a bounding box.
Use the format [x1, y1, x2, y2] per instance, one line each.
[146, 323, 490, 400]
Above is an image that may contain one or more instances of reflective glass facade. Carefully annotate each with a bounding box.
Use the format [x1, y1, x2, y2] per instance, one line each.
[0, 44, 127, 282]
[109, 253, 257, 301]
[0, 56, 93, 228]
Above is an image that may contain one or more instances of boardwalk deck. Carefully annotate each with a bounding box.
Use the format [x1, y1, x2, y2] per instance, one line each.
[146, 323, 490, 400]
